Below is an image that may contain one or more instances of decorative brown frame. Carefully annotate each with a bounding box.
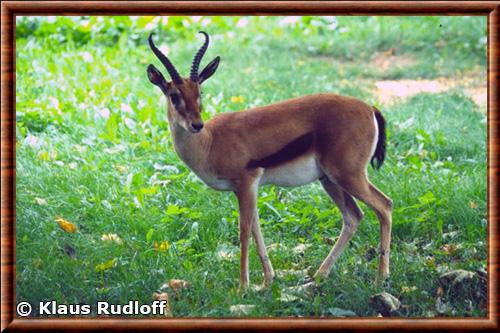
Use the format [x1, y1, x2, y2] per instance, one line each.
[1, 1, 498, 331]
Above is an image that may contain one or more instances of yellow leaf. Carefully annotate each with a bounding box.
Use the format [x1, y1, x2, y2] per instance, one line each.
[38, 150, 57, 160]
[401, 286, 417, 293]
[154, 241, 170, 252]
[113, 165, 128, 173]
[230, 96, 244, 103]
[32, 258, 43, 269]
[38, 151, 50, 161]
[94, 258, 117, 272]
[101, 233, 123, 245]
[55, 217, 78, 233]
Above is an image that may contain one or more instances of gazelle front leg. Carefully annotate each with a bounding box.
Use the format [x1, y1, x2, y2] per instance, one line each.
[235, 178, 258, 289]
[235, 176, 274, 289]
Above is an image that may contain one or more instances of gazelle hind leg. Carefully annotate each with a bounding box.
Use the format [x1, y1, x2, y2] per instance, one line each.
[252, 213, 275, 285]
[314, 177, 364, 279]
[335, 173, 393, 283]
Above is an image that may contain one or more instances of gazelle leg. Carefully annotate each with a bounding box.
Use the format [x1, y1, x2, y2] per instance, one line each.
[235, 178, 259, 289]
[314, 177, 364, 279]
[335, 173, 393, 283]
[252, 214, 275, 285]
[369, 184, 393, 282]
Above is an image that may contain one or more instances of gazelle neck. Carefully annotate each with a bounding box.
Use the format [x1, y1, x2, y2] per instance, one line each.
[169, 121, 211, 172]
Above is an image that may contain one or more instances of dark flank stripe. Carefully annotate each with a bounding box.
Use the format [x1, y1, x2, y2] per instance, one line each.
[247, 132, 314, 169]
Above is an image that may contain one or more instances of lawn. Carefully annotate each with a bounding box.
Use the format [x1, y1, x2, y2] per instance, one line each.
[15, 16, 487, 317]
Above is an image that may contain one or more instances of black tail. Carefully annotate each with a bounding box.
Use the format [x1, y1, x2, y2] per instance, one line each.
[370, 107, 386, 170]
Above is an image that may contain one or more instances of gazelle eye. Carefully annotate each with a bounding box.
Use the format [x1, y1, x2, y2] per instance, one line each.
[170, 93, 180, 105]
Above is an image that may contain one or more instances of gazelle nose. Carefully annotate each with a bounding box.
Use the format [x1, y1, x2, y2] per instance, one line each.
[191, 123, 204, 132]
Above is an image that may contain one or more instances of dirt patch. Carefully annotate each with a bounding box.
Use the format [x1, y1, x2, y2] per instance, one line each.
[375, 74, 486, 111]
[375, 80, 448, 105]
[370, 50, 417, 71]
[465, 87, 487, 108]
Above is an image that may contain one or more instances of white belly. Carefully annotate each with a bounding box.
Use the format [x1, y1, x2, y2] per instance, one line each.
[192, 170, 235, 191]
[260, 155, 323, 187]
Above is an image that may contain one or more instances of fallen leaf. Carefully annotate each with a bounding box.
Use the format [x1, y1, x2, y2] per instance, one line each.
[216, 244, 238, 261]
[103, 144, 126, 154]
[38, 151, 50, 161]
[292, 243, 311, 255]
[441, 244, 462, 255]
[401, 286, 417, 293]
[55, 217, 78, 233]
[280, 282, 315, 302]
[275, 268, 309, 279]
[169, 279, 189, 291]
[230, 95, 244, 103]
[153, 163, 179, 173]
[249, 284, 265, 292]
[73, 144, 87, 153]
[439, 269, 476, 289]
[442, 231, 459, 240]
[266, 243, 287, 252]
[32, 258, 43, 268]
[101, 233, 123, 245]
[113, 165, 128, 173]
[370, 292, 401, 316]
[154, 241, 170, 252]
[94, 258, 117, 272]
[35, 197, 47, 205]
[327, 307, 357, 317]
[229, 304, 255, 316]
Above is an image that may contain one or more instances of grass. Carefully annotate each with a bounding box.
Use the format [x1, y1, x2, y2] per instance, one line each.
[16, 16, 487, 317]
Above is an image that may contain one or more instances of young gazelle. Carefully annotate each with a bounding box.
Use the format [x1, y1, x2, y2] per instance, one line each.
[147, 31, 392, 289]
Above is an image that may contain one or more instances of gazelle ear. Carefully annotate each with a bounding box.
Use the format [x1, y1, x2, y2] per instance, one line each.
[147, 64, 168, 93]
[198, 56, 220, 84]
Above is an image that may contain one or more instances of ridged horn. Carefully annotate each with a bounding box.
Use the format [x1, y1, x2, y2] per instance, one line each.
[190, 31, 209, 82]
[148, 33, 183, 84]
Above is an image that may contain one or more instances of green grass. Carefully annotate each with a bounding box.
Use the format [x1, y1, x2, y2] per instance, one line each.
[16, 16, 487, 317]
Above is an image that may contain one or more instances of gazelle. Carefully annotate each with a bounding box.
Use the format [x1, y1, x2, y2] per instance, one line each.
[146, 31, 392, 289]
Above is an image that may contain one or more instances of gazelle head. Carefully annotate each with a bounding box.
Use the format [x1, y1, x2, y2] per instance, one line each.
[147, 31, 220, 134]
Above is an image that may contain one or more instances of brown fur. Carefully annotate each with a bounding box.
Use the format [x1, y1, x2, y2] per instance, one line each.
[148, 32, 392, 289]
[160, 90, 392, 288]
[150, 68, 391, 289]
